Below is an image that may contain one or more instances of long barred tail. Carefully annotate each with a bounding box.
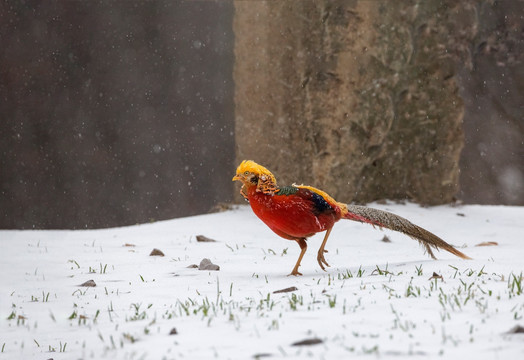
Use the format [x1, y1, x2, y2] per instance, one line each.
[341, 204, 471, 260]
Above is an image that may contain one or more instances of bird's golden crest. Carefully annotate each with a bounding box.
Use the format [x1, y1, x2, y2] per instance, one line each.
[234, 160, 278, 196]
[235, 160, 276, 183]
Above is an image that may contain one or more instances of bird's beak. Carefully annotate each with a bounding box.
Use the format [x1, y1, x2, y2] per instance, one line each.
[232, 174, 241, 182]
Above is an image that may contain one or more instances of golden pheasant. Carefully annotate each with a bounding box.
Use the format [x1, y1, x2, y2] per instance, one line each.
[233, 160, 470, 276]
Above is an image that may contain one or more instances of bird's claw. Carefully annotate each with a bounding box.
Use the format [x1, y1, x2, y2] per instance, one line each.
[317, 249, 330, 271]
[288, 270, 303, 276]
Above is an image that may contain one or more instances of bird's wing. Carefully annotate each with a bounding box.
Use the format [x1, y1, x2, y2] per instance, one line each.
[288, 185, 338, 216]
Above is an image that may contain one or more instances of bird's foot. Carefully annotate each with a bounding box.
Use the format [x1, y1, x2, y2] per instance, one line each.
[288, 270, 303, 276]
[317, 249, 330, 271]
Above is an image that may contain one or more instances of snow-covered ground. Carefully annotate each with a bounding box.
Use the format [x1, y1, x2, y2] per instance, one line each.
[1, 203, 524, 359]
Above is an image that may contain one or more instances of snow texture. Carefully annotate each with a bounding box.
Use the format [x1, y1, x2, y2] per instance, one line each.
[1, 203, 524, 359]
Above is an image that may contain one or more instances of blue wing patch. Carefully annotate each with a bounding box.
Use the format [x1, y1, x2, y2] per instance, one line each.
[310, 191, 333, 214]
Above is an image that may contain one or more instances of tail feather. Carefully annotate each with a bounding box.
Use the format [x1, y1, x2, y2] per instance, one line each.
[341, 204, 471, 260]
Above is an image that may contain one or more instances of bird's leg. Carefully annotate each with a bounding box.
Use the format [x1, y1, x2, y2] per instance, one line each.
[317, 227, 333, 271]
[289, 238, 307, 276]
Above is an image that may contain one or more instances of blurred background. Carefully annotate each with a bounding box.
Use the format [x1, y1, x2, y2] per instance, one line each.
[1, 0, 522, 229]
[1, 1, 234, 228]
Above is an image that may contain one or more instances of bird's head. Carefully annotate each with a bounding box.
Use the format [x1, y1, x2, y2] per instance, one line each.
[232, 160, 277, 194]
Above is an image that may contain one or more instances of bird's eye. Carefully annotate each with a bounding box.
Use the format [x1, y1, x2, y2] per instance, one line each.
[244, 171, 250, 175]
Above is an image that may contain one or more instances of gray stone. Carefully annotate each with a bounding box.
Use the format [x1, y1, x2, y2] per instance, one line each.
[198, 258, 220, 271]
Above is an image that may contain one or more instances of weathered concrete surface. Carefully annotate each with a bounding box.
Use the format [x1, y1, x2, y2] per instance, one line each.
[234, 0, 477, 205]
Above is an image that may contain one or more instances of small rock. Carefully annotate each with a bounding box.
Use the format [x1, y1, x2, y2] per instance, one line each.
[198, 258, 220, 271]
[186, 264, 199, 268]
[456, 213, 466, 217]
[169, 327, 178, 335]
[123, 243, 136, 247]
[273, 286, 298, 294]
[381, 235, 391, 243]
[196, 235, 217, 242]
[507, 325, 524, 334]
[79, 280, 96, 287]
[150, 248, 165, 256]
[253, 353, 272, 359]
[291, 338, 323, 346]
[475, 241, 498, 247]
[428, 272, 443, 281]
